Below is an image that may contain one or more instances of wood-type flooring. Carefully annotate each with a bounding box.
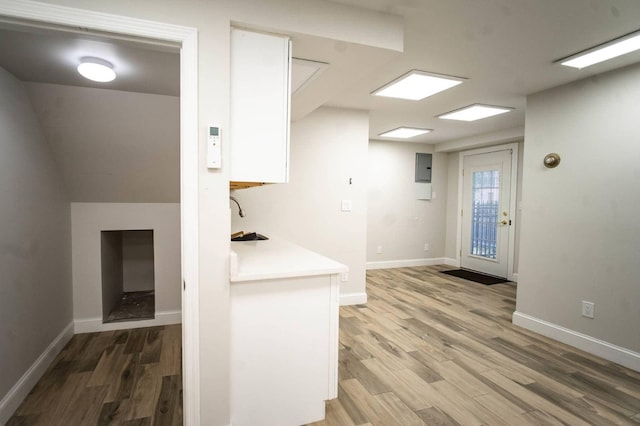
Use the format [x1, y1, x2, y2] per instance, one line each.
[7, 266, 640, 425]
[310, 266, 640, 426]
[7, 324, 182, 426]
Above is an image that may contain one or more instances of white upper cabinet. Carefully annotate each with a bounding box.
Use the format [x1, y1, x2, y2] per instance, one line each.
[230, 28, 291, 183]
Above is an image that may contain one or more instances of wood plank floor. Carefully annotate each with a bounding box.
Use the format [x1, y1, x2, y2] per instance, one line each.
[7, 324, 182, 426]
[310, 266, 640, 426]
[8, 267, 640, 425]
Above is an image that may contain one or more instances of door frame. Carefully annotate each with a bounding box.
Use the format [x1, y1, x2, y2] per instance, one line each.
[455, 142, 519, 281]
[0, 1, 200, 424]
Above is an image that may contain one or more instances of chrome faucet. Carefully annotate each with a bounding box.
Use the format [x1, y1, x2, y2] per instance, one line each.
[230, 196, 245, 217]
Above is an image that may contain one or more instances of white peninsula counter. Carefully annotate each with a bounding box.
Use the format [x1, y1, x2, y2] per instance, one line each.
[229, 238, 347, 426]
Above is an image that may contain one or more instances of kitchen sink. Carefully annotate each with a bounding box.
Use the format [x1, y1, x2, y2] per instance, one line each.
[231, 232, 269, 241]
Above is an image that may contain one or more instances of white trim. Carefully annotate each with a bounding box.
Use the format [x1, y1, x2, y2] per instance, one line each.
[366, 257, 448, 270]
[0, 322, 74, 424]
[0, 0, 194, 40]
[74, 310, 182, 334]
[178, 22, 201, 426]
[340, 292, 368, 306]
[443, 257, 459, 267]
[512, 311, 640, 372]
[511, 272, 519, 282]
[456, 143, 520, 280]
[0, 2, 201, 424]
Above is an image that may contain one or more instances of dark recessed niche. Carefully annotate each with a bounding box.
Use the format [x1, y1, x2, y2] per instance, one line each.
[101, 229, 155, 323]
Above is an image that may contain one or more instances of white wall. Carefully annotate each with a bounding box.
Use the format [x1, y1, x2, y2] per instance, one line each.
[122, 230, 155, 292]
[71, 203, 181, 330]
[231, 107, 368, 301]
[26, 83, 180, 203]
[0, 68, 72, 407]
[513, 141, 524, 274]
[516, 63, 640, 359]
[367, 141, 448, 266]
[100, 231, 123, 320]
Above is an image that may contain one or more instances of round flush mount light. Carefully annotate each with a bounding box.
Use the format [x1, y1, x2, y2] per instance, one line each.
[77, 57, 116, 82]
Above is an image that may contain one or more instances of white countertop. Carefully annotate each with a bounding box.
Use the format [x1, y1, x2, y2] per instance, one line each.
[230, 237, 348, 282]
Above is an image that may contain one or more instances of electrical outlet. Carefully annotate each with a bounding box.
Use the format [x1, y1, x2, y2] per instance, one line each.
[423, 243, 430, 251]
[376, 245, 383, 254]
[582, 301, 595, 319]
[341, 272, 349, 282]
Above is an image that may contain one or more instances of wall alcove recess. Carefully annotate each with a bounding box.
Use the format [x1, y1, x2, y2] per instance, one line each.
[101, 229, 156, 323]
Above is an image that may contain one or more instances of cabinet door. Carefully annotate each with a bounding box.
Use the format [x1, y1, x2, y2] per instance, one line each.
[231, 275, 333, 425]
[230, 28, 291, 183]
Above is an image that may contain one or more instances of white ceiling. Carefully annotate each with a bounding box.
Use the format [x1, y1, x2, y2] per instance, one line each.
[3, 0, 640, 149]
[325, 0, 640, 145]
[0, 23, 180, 96]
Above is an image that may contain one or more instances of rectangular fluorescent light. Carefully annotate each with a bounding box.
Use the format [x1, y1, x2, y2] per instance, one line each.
[559, 29, 640, 69]
[379, 127, 432, 139]
[437, 104, 513, 122]
[372, 70, 465, 101]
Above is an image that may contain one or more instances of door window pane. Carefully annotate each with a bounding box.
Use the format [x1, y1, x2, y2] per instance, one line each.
[471, 170, 499, 259]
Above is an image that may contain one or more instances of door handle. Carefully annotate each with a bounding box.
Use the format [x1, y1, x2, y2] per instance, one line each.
[500, 220, 508, 225]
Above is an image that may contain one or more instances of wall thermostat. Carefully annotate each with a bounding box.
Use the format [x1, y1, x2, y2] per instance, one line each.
[207, 125, 221, 169]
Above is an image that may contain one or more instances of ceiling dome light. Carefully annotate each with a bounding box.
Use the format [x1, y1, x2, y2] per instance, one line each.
[77, 57, 116, 82]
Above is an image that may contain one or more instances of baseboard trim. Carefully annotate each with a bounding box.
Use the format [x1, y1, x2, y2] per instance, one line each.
[512, 311, 640, 372]
[366, 258, 450, 270]
[74, 310, 182, 334]
[0, 322, 74, 424]
[443, 257, 459, 267]
[510, 272, 519, 282]
[340, 292, 367, 306]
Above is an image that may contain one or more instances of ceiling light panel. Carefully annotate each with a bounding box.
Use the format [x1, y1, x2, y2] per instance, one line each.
[373, 70, 465, 101]
[559, 30, 640, 69]
[437, 104, 513, 122]
[379, 127, 432, 139]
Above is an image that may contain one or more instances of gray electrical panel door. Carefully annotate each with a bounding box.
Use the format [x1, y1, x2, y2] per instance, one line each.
[415, 153, 432, 182]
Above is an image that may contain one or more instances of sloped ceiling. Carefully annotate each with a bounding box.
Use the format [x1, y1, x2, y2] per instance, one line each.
[1, 23, 181, 203]
[26, 82, 180, 203]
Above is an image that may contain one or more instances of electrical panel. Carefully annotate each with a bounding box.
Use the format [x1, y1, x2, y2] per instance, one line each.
[415, 153, 432, 183]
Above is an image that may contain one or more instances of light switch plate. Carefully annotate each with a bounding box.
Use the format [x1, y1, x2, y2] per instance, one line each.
[341, 200, 352, 212]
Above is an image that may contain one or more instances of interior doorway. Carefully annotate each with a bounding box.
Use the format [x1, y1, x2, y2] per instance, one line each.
[458, 144, 519, 280]
[0, 2, 200, 423]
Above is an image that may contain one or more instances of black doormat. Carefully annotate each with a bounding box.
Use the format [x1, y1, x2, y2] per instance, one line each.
[440, 269, 509, 285]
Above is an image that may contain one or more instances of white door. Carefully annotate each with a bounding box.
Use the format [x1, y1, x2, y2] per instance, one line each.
[461, 149, 513, 278]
